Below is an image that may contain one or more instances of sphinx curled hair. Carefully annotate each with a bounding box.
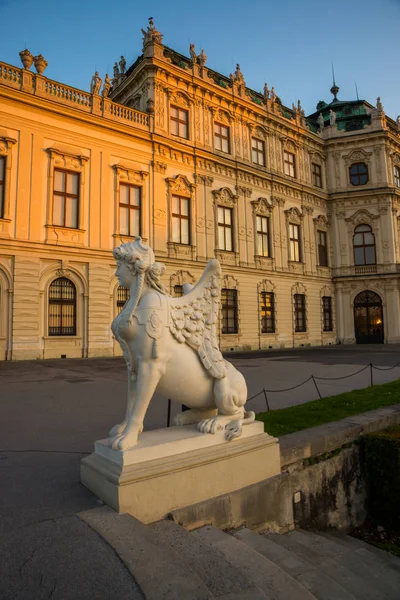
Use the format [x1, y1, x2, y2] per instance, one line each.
[113, 238, 167, 295]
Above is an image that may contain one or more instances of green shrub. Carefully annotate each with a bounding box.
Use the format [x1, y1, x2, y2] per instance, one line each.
[363, 427, 400, 531]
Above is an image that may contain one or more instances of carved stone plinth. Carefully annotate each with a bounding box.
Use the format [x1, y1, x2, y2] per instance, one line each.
[81, 422, 280, 524]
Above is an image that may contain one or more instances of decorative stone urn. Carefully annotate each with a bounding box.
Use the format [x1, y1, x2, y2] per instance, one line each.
[33, 54, 48, 76]
[19, 49, 33, 70]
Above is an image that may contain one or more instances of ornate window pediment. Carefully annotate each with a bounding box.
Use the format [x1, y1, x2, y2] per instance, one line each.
[285, 206, 304, 224]
[166, 174, 196, 196]
[251, 197, 274, 216]
[46, 147, 89, 170]
[292, 282, 307, 294]
[342, 148, 372, 167]
[222, 274, 239, 289]
[170, 91, 191, 109]
[313, 214, 329, 231]
[213, 108, 232, 124]
[112, 164, 148, 185]
[259, 279, 276, 293]
[345, 209, 379, 229]
[212, 187, 237, 207]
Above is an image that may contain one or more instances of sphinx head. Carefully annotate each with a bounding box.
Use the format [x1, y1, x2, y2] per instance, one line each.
[113, 237, 166, 293]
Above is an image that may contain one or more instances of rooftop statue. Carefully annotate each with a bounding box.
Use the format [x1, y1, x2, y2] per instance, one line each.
[230, 63, 245, 86]
[102, 74, 111, 98]
[318, 113, 325, 129]
[189, 43, 197, 63]
[141, 17, 163, 46]
[113, 62, 119, 79]
[263, 83, 270, 101]
[198, 49, 207, 67]
[119, 56, 126, 75]
[90, 71, 102, 95]
[110, 237, 254, 450]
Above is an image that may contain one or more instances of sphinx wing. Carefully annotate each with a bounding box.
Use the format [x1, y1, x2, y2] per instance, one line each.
[169, 259, 227, 379]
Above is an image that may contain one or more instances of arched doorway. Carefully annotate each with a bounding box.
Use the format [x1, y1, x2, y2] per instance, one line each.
[354, 291, 384, 344]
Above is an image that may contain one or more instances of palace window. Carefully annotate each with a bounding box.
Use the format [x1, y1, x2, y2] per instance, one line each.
[294, 293, 306, 332]
[48, 278, 77, 336]
[214, 123, 230, 153]
[312, 163, 322, 188]
[317, 230, 328, 267]
[170, 106, 189, 139]
[221, 289, 238, 334]
[394, 165, 400, 188]
[260, 292, 275, 333]
[289, 223, 301, 262]
[284, 151, 296, 178]
[353, 224, 376, 265]
[172, 195, 190, 245]
[53, 169, 80, 228]
[117, 286, 129, 314]
[173, 285, 184, 297]
[322, 296, 333, 332]
[119, 184, 141, 237]
[349, 162, 368, 186]
[256, 215, 270, 257]
[252, 138, 265, 166]
[218, 206, 233, 251]
[0, 156, 5, 219]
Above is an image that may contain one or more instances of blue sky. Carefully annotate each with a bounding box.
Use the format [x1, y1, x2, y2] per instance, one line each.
[1, 0, 399, 119]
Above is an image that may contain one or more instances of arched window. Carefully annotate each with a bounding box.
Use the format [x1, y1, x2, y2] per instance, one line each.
[353, 224, 376, 265]
[48, 277, 76, 336]
[117, 286, 129, 313]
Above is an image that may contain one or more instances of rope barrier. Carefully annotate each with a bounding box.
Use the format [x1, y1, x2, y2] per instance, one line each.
[313, 364, 370, 381]
[263, 376, 313, 393]
[372, 361, 400, 371]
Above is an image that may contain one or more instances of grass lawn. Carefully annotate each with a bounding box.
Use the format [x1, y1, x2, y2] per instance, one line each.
[255, 379, 400, 437]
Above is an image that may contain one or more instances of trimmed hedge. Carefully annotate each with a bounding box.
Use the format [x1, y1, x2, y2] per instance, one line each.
[363, 427, 400, 531]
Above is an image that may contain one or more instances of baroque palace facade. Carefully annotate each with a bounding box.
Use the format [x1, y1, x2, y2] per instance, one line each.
[1, 20, 400, 360]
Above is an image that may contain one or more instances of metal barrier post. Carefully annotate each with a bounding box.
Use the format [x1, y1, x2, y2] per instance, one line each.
[167, 398, 171, 427]
[370, 363, 374, 387]
[263, 388, 270, 411]
[312, 375, 322, 399]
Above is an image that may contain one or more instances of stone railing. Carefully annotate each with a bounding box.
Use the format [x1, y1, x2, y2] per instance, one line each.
[354, 264, 378, 275]
[0, 60, 151, 131]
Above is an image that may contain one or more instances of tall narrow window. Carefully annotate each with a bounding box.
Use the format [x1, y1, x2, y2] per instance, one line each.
[221, 289, 238, 334]
[48, 277, 76, 336]
[318, 230, 328, 267]
[218, 206, 233, 251]
[260, 292, 275, 333]
[284, 151, 296, 177]
[171, 195, 190, 244]
[53, 169, 80, 228]
[312, 163, 322, 188]
[173, 285, 184, 297]
[214, 123, 230, 153]
[170, 106, 189, 139]
[0, 156, 5, 219]
[289, 223, 301, 262]
[294, 294, 306, 332]
[353, 224, 376, 265]
[394, 165, 400, 188]
[256, 215, 270, 257]
[117, 286, 129, 314]
[349, 162, 368, 186]
[322, 296, 333, 331]
[252, 138, 265, 166]
[119, 184, 141, 237]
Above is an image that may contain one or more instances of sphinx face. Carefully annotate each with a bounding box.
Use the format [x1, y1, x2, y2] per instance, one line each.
[116, 261, 135, 288]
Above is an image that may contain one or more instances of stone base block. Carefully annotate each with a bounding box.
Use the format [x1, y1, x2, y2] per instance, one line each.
[81, 422, 280, 524]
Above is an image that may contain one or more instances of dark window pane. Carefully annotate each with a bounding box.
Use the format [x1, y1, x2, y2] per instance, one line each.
[221, 289, 238, 334]
[260, 292, 275, 333]
[322, 296, 333, 331]
[117, 286, 129, 313]
[119, 184, 141, 237]
[354, 247, 365, 265]
[48, 278, 77, 336]
[294, 294, 306, 332]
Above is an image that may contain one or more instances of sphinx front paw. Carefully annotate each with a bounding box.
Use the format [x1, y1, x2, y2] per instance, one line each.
[111, 430, 139, 450]
[109, 421, 126, 437]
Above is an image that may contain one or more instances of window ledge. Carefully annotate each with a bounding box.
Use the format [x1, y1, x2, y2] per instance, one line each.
[0, 217, 11, 223]
[43, 335, 82, 340]
[113, 233, 148, 243]
[45, 224, 86, 233]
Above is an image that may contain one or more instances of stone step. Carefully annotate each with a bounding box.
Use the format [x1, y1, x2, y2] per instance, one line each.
[235, 528, 356, 600]
[319, 531, 400, 574]
[151, 520, 263, 599]
[266, 529, 400, 600]
[195, 525, 317, 600]
[79, 507, 214, 600]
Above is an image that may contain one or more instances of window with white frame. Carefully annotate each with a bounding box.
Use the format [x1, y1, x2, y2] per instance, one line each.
[289, 223, 301, 262]
[252, 138, 265, 166]
[256, 215, 270, 257]
[214, 123, 230, 153]
[221, 289, 238, 334]
[284, 151, 296, 178]
[119, 184, 141, 237]
[170, 106, 189, 139]
[53, 169, 80, 228]
[171, 195, 190, 244]
[0, 156, 5, 219]
[260, 291, 275, 333]
[217, 206, 233, 251]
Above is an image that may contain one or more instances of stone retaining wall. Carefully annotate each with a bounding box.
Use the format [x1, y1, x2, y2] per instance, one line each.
[170, 405, 400, 533]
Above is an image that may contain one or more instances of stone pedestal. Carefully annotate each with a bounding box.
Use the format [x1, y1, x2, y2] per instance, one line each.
[81, 422, 280, 523]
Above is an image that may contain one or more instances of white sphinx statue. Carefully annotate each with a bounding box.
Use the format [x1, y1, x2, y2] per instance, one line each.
[110, 237, 255, 450]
